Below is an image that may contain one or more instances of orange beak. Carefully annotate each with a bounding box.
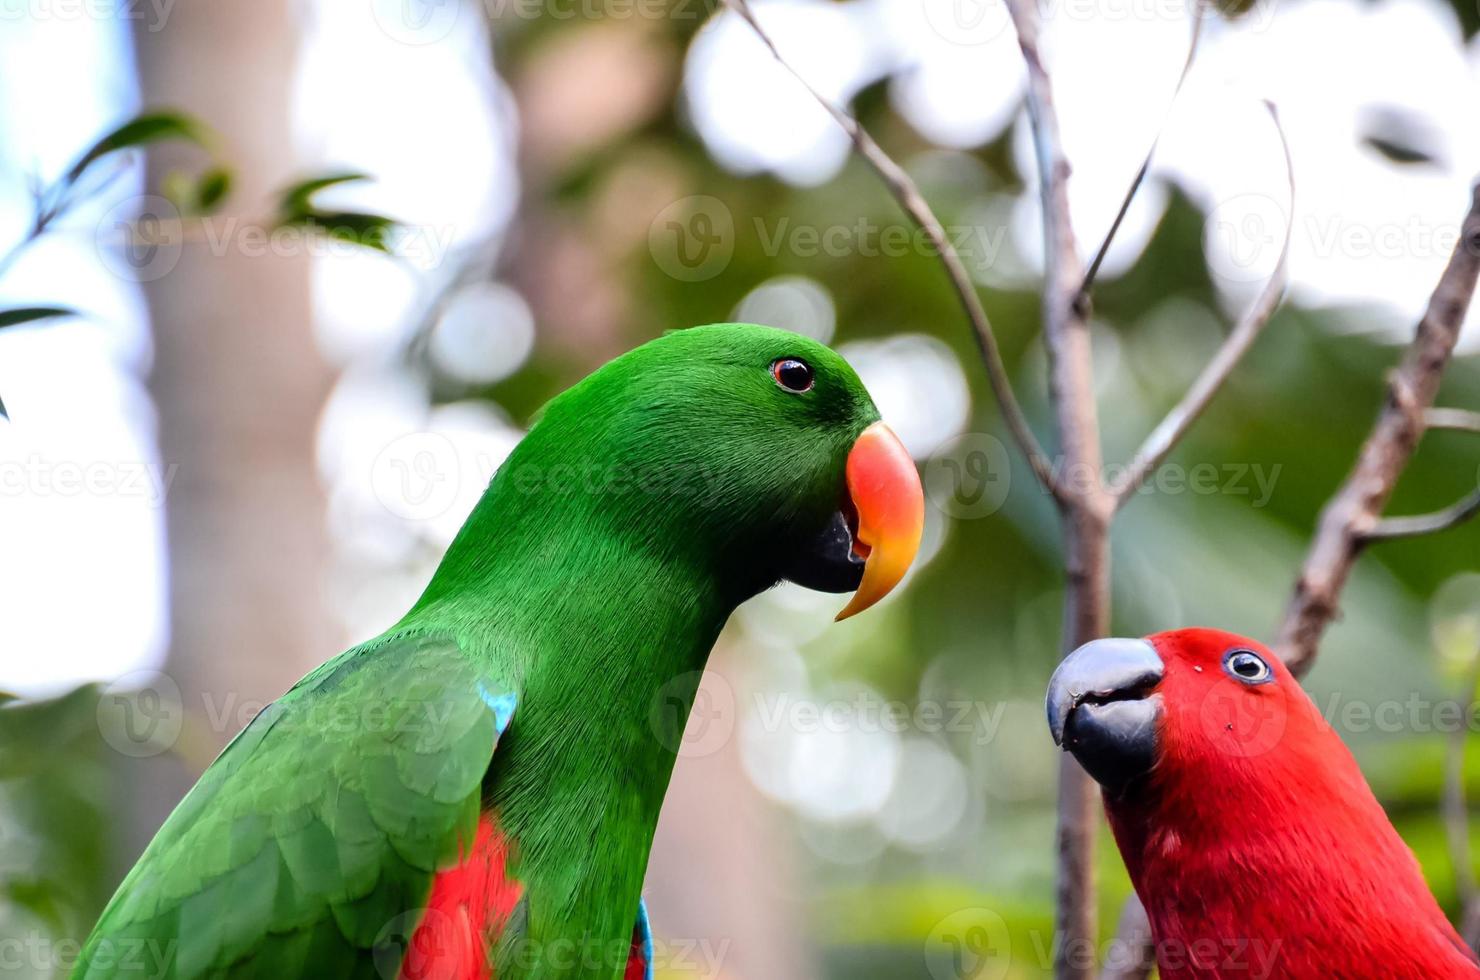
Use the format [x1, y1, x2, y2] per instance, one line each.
[835, 422, 925, 621]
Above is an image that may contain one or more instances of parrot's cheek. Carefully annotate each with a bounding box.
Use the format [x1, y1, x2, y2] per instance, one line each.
[781, 508, 867, 593]
[1060, 695, 1162, 794]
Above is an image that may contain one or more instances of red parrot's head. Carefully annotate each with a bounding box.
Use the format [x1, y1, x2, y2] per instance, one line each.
[1047, 629, 1480, 977]
[1046, 627, 1321, 800]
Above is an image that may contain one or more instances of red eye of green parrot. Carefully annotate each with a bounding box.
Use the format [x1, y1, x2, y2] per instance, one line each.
[770, 356, 815, 392]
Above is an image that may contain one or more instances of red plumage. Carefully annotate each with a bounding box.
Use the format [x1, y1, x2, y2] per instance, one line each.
[400, 816, 522, 980]
[398, 815, 652, 980]
[1109, 629, 1479, 978]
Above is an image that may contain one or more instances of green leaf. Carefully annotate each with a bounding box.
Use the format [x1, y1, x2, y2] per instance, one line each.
[278, 172, 373, 217]
[163, 165, 234, 216]
[64, 110, 209, 186]
[0, 306, 75, 330]
[273, 172, 397, 255]
[161, 169, 196, 212]
[294, 211, 397, 253]
[195, 166, 233, 213]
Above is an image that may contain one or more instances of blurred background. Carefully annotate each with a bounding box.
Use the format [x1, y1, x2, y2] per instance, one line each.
[2, 0, 1480, 975]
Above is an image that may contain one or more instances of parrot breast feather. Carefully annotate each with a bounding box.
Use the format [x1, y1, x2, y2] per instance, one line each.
[74, 634, 514, 979]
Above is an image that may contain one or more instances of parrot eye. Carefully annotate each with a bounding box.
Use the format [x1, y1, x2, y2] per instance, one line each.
[1223, 649, 1273, 685]
[771, 358, 815, 393]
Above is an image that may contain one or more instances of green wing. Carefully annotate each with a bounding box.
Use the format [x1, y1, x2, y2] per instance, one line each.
[75, 634, 514, 979]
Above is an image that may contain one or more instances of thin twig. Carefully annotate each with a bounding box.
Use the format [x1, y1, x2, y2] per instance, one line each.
[1427, 408, 1480, 434]
[724, 0, 1065, 502]
[1362, 488, 1480, 541]
[1003, 2, 1111, 977]
[0, 157, 132, 281]
[1109, 102, 1293, 509]
[1075, 0, 1206, 311]
[1277, 186, 1480, 677]
[1445, 649, 1480, 952]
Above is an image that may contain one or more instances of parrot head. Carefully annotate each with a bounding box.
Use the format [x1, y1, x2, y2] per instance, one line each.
[1044, 637, 1480, 976]
[1046, 628, 1318, 798]
[486, 322, 924, 619]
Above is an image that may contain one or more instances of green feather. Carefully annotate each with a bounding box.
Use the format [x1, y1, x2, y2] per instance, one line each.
[75, 636, 511, 978]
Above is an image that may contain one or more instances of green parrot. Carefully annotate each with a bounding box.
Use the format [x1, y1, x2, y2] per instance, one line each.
[73, 323, 924, 980]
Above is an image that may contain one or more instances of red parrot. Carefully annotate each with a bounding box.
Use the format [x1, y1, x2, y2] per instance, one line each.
[1047, 628, 1480, 978]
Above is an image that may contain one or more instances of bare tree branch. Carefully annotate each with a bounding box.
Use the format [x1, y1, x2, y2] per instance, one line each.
[1003, 2, 1111, 976]
[723, 0, 1067, 502]
[1109, 102, 1293, 509]
[1428, 407, 1480, 434]
[1076, 0, 1206, 309]
[1445, 649, 1480, 952]
[1276, 185, 1480, 677]
[1362, 488, 1480, 541]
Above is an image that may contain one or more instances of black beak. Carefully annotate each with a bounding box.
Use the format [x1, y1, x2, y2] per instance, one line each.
[1046, 638, 1164, 794]
[780, 509, 865, 594]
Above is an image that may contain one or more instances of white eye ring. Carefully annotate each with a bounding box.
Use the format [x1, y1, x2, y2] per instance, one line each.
[1223, 649, 1273, 685]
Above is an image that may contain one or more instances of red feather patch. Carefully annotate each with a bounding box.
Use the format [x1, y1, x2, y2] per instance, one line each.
[396, 815, 654, 980]
[399, 816, 521, 980]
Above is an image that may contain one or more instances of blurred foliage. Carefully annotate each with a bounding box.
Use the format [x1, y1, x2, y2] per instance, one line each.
[274, 172, 401, 254]
[0, 689, 113, 980]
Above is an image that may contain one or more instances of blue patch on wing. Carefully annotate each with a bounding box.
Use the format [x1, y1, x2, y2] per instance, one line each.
[477, 684, 517, 735]
[636, 899, 654, 980]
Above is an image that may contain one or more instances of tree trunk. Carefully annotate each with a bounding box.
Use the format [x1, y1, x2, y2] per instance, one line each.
[122, 0, 336, 855]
